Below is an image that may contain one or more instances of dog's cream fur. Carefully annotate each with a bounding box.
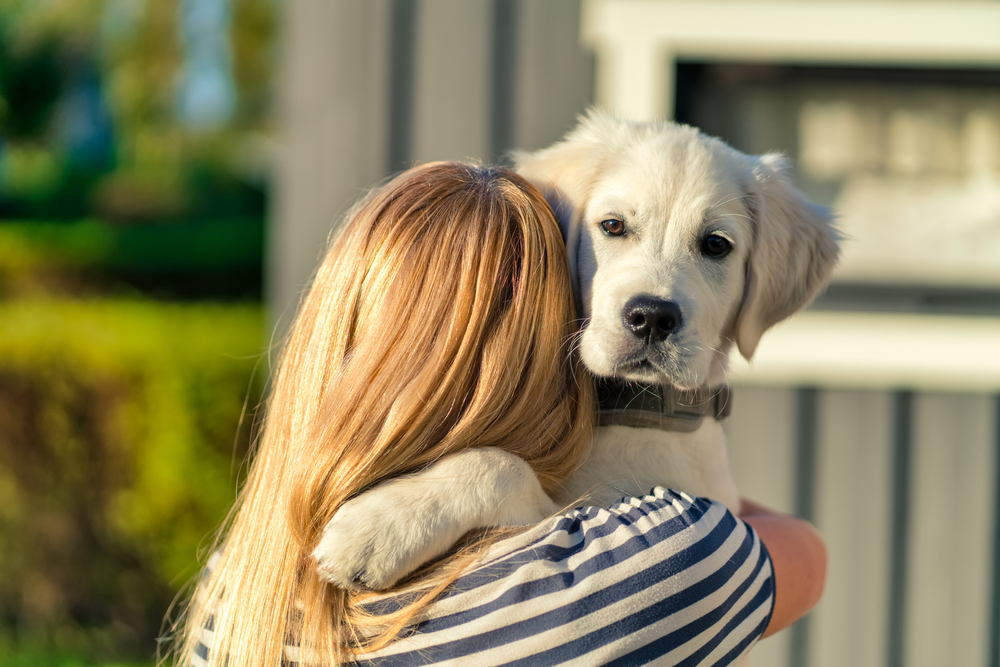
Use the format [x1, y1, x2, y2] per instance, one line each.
[314, 110, 839, 592]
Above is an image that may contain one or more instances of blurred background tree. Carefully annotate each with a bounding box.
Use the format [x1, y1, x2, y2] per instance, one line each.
[0, 0, 277, 664]
[0, 0, 274, 230]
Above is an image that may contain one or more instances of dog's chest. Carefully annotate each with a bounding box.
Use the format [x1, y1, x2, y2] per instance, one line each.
[555, 420, 740, 512]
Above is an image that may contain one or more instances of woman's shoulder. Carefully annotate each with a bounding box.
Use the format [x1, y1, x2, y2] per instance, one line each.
[473, 487, 753, 582]
[352, 489, 774, 665]
[491, 487, 734, 554]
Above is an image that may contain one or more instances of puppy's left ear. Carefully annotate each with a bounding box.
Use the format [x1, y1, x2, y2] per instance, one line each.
[735, 153, 841, 359]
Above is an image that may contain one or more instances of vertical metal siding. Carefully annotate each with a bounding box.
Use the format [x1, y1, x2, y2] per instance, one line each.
[388, 0, 418, 172]
[728, 388, 1000, 667]
[726, 387, 798, 515]
[273, 0, 593, 318]
[270, 0, 393, 320]
[410, 0, 492, 165]
[991, 395, 1000, 667]
[811, 390, 894, 667]
[490, 0, 519, 159]
[906, 394, 995, 667]
[725, 387, 797, 666]
[790, 388, 819, 667]
[510, 0, 594, 152]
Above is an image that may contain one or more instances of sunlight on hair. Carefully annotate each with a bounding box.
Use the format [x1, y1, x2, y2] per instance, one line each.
[174, 162, 594, 666]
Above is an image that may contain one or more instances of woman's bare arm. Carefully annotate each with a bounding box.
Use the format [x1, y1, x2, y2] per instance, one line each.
[738, 498, 827, 638]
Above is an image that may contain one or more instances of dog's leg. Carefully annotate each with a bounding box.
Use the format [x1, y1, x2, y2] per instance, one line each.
[314, 448, 555, 590]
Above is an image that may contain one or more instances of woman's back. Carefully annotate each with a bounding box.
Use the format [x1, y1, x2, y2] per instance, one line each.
[193, 489, 773, 666]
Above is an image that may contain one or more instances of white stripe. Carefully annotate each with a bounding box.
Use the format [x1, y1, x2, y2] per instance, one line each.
[588, 520, 764, 665]
[521, 521, 767, 667]
[471, 488, 690, 570]
[699, 556, 774, 665]
[427, 497, 727, 622]
[365, 500, 728, 657]
[361, 500, 745, 663]
[283, 643, 325, 664]
[626, 527, 768, 666]
[430, 519, 754, 666]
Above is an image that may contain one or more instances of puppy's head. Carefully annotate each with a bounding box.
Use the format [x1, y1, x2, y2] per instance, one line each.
[513, 109, 839, 389]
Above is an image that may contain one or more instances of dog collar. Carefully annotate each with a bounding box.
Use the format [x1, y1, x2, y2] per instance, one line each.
[596, 379, 732, 433]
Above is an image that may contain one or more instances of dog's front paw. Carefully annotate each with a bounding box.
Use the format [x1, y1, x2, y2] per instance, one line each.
[314, 484, 429, 591]
[313, 448, 556, 590]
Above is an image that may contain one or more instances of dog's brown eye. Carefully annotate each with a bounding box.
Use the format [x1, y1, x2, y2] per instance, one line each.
[702, 234, 732, 258]
[600, 219, 626, 236]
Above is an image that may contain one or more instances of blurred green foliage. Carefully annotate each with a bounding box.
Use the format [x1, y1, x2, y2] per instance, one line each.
[0, 0, 279, 662]
[0, 218, 264, 299]
[0, 632, 155, 667]
[0, 298, 265, 662]
[0, 0, 275, 223]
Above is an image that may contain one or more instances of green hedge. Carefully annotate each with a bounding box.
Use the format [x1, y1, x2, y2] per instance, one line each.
[0, 298, 265, 662]
[0, 219, 265, 300]
[0, 219, 264, 271]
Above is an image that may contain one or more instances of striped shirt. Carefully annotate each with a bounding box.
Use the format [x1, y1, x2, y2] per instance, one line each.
[197, 488, 774, 666]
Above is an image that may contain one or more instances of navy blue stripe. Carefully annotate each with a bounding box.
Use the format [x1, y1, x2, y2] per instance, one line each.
[456, 490, 707, 591]
[622, 536, 771, 666]
[408, 495, 716, 635]
[194, 641, 209, 660]
[711, 612, 772, 667]
[357, 507, 605, 617]
[750, 536, 775, 644]
[351, 506, 741, 666]
[455, 493, 708, 592]
[360, 490, 708, 618]
[672, 563, 773, 667]
[531, 522, 765, 667]
[470, 490, 704, 572]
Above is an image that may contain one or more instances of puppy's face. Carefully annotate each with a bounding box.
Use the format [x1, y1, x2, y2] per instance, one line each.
[574, 137, 753, 389]
[515, 110, 840, 391]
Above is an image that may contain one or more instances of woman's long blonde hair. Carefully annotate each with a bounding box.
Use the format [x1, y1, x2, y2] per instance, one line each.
[176, 162, 594, 665]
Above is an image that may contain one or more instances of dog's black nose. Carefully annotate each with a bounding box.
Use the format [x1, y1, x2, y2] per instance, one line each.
[622, 296, 682, 343]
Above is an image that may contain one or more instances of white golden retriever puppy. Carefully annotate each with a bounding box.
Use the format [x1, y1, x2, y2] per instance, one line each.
[313, 110, 839, 591]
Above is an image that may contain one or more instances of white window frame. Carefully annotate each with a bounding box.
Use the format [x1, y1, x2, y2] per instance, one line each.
[582, 0, 1000, 122]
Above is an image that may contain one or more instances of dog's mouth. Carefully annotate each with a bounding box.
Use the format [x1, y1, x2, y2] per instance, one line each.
[612, 346, 697, 387]
[613, 355, 663, 382]
[580, 325, 703, 387]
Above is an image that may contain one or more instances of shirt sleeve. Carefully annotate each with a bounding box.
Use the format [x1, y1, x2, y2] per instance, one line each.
[355, 487, 775, 667]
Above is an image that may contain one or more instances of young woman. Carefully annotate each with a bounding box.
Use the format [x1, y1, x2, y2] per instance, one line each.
[178, 162, 823, 666]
